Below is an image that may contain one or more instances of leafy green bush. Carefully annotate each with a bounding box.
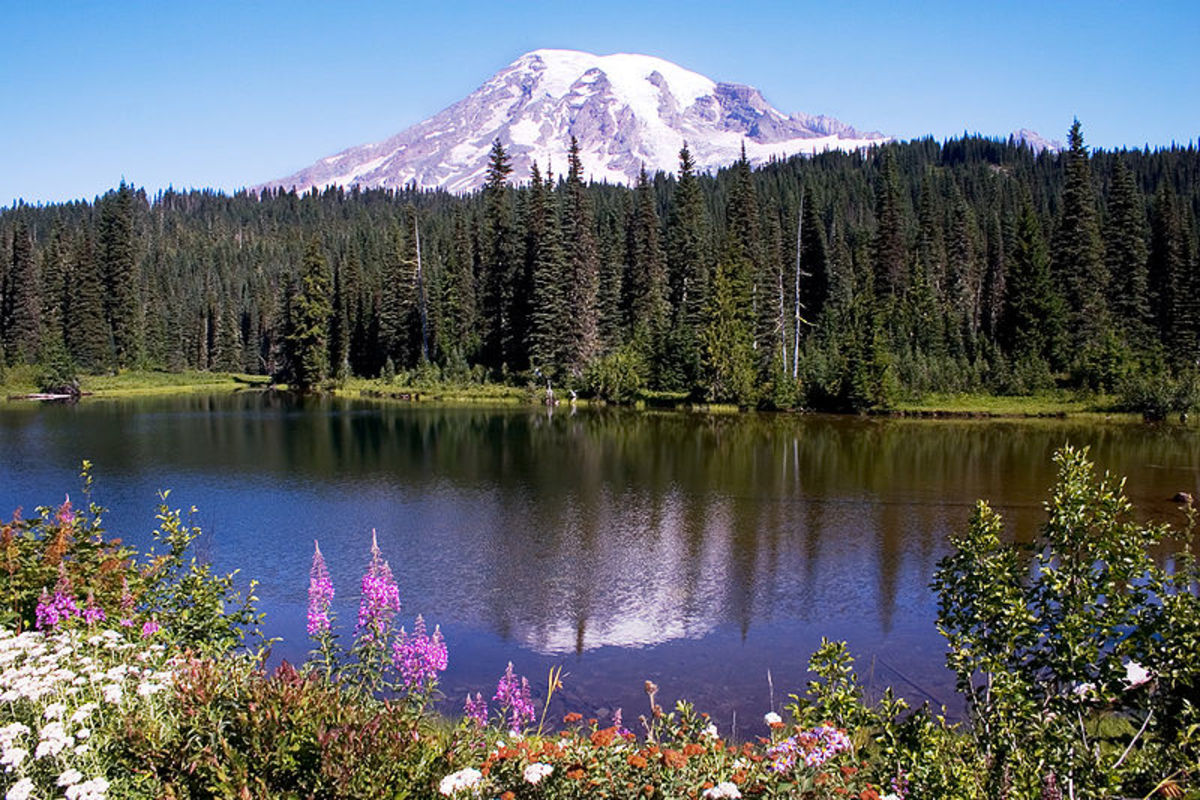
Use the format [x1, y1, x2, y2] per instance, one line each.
[584, 347, 647, 404]
[932, 445, 1200, 798]
[1116, 368, 1200, 420]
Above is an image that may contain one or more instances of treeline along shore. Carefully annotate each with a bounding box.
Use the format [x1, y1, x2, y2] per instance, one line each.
[2, 123, 1198, 412]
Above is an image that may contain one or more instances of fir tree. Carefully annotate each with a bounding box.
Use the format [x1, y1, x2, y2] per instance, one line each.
[1001, 196, 1064, 371]
[1052, 120, 1109, 351]
[480, 138, 517, 372]
[1149, 183, 1198, 366]
[1105, 159, 1152, 348]
[872, 148, 908, 299]
[529, 166, 568, 374]
[287, 237, 334, 392]
[1, 221, 40, 363]
[66, 229, 111, 372]
[700, 241, 756, 405]
[97, 181, 139, 367]
[564, 136, 600, 376]
[626, 166, 669, 378]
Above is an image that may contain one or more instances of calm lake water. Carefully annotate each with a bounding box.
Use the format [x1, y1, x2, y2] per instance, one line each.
[2, 393, 1197, 734]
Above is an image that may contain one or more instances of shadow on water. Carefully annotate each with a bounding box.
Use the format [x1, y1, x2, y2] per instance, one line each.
[2, 394, 1198, 728]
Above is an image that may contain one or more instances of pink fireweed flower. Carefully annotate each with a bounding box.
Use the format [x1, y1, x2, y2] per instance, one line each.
[464, 692, 488, 726]
[56, 495, 76, 528]
[142, 619, 161, 638]
[118, 575, 135, 627]
[356, 529, 400, 641]
[494, 662, 535, 733]
[36, 566, 81, 630]
[392, 615, 448, 690]
[307, 540, 335, 636]
[81, 591, 105, 625]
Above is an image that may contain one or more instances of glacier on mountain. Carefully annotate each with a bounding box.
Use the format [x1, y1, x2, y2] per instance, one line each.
[261, 49, 890, 194]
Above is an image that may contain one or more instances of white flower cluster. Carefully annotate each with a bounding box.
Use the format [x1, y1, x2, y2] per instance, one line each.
[0, 626, 176, 800]
[703, 782, 743, 799]
[523, 762, 553, 785]
[438, 766, 483, 796]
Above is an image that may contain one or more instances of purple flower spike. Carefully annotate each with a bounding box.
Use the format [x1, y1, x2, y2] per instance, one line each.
[356, 529, 400, 641]
[307, 540, 335, 636]
[464, 692, 488, 726]
[56, 495, 76, 528]
[392, 614, 449, 690]
[494, 662, 535, 733]
[82, 591, 105, 625]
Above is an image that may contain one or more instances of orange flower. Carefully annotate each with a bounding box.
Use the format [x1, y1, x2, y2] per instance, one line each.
[628, 754, 649, 769]
[590, 726, 618, 747]
[859, 789, 881, 800]
[683, 743, 706, 757]
[841, 765, 859, 777]
[567, 766, 586, 780]
[661, 749, 687, 769]
[564, 712, 584, 724]
[501, 793, 515, 800]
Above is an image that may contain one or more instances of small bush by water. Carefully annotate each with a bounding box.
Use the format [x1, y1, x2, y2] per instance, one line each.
[1, 448, 1197, 798]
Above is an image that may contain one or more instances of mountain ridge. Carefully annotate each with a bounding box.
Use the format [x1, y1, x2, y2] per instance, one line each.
[259, 49, 890, 194]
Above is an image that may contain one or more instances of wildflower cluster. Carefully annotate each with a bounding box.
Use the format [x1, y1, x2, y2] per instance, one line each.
[355, 530, 400, 642]
[764, 725, 852, 772]
[306, 541, 334, 636]
[0, 626, 176, 799]
[392, 615, 448, 691]
[492, 661, 535, 733]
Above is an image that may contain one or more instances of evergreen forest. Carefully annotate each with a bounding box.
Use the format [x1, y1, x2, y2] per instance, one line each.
[2, 122, 1198, 410]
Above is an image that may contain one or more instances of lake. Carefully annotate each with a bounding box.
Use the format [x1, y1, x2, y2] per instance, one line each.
[2, 392, 1197, 736]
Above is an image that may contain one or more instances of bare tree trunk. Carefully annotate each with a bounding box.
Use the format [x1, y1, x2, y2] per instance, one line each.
[792, 190, 805, 379]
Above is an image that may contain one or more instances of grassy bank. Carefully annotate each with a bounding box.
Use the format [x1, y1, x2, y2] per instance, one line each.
[2, 366, 1174, 423]
[1, 365, 268, 401]
[889, 390, 1122, 417]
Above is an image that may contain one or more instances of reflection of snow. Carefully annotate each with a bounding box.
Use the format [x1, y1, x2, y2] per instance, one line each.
[512, 495, 734, 653]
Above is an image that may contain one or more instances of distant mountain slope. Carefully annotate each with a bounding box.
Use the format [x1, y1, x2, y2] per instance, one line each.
[260, 49, 889, 194]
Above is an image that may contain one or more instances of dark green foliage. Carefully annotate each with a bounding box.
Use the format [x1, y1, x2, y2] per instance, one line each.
[97, 182, 140, 367]
[1053, 121, 1110, 353]
[933, 446, 1200, 797]
[287, 237, 334, 392]
[563, 137, 600, 376]
[699, 242, 757, 405]
[2, 125, 1199, 407]
[2, 221, 40, 363]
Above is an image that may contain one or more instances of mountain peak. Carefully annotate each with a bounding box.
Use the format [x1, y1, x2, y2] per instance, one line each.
[260, 49, 889, 194]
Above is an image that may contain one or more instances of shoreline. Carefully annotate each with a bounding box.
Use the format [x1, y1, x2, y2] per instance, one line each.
[0, 368, 1177, 424]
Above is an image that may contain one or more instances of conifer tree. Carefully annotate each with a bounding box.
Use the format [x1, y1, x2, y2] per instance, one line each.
[1052, 120, 1109, 351]
[626, 166, 669, 378]
[1105, 159, 1152, 347]
[1, 221, 40, 363]
[872, 148, 908, 299]
[529, 166, 568, 374]
[66, 229, 111, 372]
[97, 182, 139, 367]
[700, 240, 756, 405]
[1001, 196, 1064, 372]
[480, 138, 517, 371]
[1149, 183, 1198, 366]
[287, 237, 333, 392]
[564, 137, 600, 375]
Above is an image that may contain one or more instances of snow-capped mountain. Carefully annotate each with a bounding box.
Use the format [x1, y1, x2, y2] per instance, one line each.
[260, 49, 889, 194]
[1011, 128, 1065, 153]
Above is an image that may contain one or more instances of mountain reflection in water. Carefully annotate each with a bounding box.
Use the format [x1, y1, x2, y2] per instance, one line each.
[2, 394, 1197, 727]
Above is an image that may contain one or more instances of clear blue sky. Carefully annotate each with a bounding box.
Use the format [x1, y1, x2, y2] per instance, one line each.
[2, 0, 1197, 205]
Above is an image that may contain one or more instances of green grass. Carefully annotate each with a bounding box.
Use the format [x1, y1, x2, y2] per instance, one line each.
[1, 367, 267, 401]
[338, 376, 530, 405]
[891, 390, 1125, 417]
